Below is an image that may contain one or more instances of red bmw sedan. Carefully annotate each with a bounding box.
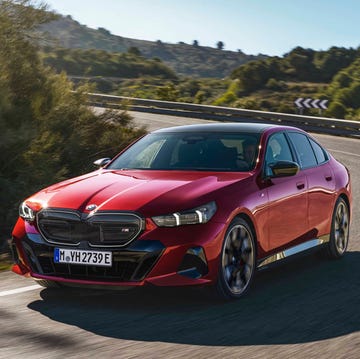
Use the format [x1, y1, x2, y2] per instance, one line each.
[10, 123, 352, 299]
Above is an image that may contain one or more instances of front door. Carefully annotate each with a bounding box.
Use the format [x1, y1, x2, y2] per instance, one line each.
[264, 132, 308, 250]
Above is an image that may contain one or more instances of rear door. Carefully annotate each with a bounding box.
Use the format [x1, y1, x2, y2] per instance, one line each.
[287, 132, 336, 237]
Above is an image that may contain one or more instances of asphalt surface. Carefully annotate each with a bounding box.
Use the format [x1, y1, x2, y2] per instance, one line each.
[1, 112, 359, 359]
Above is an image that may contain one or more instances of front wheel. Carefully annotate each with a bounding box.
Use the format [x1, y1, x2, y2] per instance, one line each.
[216, 218, 256, 299]
[326, 197, 350, 259]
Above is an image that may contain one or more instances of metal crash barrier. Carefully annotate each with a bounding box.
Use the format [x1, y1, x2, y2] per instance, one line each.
[87, 92, 360, 138]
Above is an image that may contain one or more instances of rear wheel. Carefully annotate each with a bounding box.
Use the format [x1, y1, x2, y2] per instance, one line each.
[326, 197, 350, 259]
[216, 218, 256, 299]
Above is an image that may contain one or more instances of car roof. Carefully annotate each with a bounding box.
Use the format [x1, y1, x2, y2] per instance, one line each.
[152, 122, 296, 134]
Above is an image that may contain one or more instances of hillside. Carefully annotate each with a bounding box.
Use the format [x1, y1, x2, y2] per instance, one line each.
[41, 46, 178, 79]
[39, 15, 266, 78]
[214, 46, 360, 119]
[38, 14, 360, 120]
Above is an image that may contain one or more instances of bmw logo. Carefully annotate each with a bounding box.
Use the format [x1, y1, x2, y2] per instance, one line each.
[86, 204, 97, 211]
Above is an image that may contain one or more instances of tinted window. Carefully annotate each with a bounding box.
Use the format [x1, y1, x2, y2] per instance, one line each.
[288, 132, 317, 168]
[265, 132, 294, 163]
[264, 132, 294, 176]
[309, 138, 328, 164]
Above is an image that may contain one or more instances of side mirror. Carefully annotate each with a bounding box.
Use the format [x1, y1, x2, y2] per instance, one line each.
[93, 158, 111, 168]
[268, 161, 300, 178]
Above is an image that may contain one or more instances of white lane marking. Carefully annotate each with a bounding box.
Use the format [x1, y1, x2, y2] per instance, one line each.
[0, 284, 41, 297]
[328, 148, 360, 158]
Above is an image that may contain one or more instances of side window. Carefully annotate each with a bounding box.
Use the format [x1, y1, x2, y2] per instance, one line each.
[309, 138, 328, 164]
[265, 132, 294, 163]
[265, 132, 294, 176]
[288, 132, 317, 168]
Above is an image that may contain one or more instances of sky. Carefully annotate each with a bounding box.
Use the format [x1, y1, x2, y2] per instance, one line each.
[45, 0, 360, 56]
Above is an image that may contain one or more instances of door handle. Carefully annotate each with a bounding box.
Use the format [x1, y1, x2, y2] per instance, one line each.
[325, 175, 333, 182]
[296, 182, 305, 190]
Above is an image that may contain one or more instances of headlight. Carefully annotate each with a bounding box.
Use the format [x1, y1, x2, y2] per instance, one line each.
[19, 202, 35, 221]
[152, 201, 217, 227]
[19, 201, 44, 222]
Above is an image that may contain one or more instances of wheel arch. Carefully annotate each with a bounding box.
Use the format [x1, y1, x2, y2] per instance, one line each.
[338, 193, 351, 221]
[233, 212, 259, 257]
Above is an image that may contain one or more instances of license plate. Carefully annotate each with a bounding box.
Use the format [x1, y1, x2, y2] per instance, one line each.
[54, 248, 112, 267]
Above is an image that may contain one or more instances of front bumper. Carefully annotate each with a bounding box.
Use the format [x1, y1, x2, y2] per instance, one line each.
[11, 218, 225, 287]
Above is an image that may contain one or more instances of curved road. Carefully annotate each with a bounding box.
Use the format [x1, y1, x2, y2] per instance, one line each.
[0, 112, 359, 358]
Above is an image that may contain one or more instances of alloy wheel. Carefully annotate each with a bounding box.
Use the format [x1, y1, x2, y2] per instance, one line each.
[334, 200, 349, 255]
[220, 221, 255, 296]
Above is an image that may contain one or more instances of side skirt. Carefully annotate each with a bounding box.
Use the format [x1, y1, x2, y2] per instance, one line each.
[257, 235, 330, 270]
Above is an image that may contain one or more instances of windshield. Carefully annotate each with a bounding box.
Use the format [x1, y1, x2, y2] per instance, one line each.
[108, 132, 260, 172]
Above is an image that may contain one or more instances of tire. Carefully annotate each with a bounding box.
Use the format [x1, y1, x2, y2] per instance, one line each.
[326, 197, 350, 259]
[216, 217, 256, 299]
[36, 280, 61, 288]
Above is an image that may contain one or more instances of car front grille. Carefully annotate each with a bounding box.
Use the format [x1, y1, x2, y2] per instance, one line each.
[37, 209, 144, 247]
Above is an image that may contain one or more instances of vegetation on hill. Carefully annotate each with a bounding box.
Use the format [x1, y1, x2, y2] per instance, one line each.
[38, 15, 360, 120]
[41, 46, 178, 79]
[0, 1, 145, 245]
[35, 9, 360, 119]
[39, 15, 266, 78]
[210, 46, 360, 119]
[326, 57, 360, 118]
[114, 77, 230, 104]
[68, 44, 360, 120]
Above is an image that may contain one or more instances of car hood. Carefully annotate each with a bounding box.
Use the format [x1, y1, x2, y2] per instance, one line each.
[28, 169, 252, 216]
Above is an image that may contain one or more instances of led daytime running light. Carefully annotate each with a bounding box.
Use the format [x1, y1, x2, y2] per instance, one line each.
[152, 201, 217, 227]
[19, 201, 44, 221]
[19, 202, 35, 221]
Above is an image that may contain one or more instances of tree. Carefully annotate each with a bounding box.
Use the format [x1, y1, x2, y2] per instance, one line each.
[98, 27, 111, 36]
[216, 41, 224, 50]
[231, 60, 271, 93]
[128, 46, 142, 57]
[327, 101, 346, 118]
[314, 47, 357, 82]
[284, 47, 318, 81]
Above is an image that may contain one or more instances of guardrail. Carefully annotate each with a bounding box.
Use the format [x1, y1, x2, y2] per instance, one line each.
[87, 92, 360, 138]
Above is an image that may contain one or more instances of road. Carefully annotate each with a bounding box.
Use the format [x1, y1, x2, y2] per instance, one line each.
[1, 112, 359, 359]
